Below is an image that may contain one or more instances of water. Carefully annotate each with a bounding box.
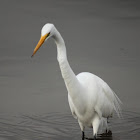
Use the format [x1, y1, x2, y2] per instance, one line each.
[0, 111, 139, 140]
[0, 0, 140, 140]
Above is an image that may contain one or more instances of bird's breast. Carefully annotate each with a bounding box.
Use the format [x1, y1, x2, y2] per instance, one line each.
[75, 108, 96, 127]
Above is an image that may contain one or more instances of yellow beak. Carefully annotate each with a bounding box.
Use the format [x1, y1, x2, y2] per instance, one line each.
[31, 33, 49, 57]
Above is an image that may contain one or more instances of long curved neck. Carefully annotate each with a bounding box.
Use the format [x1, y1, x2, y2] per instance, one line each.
[53, 28, 80, 98]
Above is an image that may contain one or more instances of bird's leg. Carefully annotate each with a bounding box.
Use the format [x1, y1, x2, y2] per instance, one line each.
[78, 120, 85, 140]
[80, 126, 85, 140]
[82, 131, 85, 140]
[94, 134, 96, 140]
[92, 114, 100, 140]
[107, 117, 109, 123]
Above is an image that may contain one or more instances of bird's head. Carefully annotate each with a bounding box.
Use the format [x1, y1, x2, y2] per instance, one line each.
[31, 23, 55, 57]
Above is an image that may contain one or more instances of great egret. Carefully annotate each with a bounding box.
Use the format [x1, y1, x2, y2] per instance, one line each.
[31, 23, 122, 140]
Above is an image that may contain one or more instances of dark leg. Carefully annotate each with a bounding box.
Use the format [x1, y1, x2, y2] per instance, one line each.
[82, 131, 85, 140]
[94, 134, 96, 140]
[107, 117, 109, 123]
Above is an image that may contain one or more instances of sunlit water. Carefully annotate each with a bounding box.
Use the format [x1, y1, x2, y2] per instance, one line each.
[0, 110, 139, 140]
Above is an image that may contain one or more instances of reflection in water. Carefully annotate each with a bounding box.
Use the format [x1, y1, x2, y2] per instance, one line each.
[98, 130, 112, 140]
[85, 130, 112, 140]
[0, 111, 139, 140]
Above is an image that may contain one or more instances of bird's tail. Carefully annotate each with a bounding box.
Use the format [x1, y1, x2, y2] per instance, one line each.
[112, 90, 122, 118]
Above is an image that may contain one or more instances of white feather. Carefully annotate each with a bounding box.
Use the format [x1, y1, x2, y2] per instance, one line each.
[33, 23, 122, 138]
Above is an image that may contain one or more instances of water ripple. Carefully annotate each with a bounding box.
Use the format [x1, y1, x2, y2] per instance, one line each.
[0, 110, 139, 140]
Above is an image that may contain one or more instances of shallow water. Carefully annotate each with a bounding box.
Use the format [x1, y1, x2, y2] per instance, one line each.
[0, 0, 140, 140]
[0, 111, 139, 140]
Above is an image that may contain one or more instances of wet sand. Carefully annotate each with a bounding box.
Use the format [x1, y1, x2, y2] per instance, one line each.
[0, 0, 140, 139]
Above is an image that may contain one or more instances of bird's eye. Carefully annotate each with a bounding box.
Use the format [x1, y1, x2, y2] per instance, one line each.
[47, 32, 50, 37]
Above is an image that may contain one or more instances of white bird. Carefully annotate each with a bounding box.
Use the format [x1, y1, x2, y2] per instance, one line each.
[32, 23, 122, 140]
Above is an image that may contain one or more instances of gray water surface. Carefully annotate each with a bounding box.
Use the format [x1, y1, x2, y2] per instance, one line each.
[0, 0, 140, 140]
[0, 111, 140, 140]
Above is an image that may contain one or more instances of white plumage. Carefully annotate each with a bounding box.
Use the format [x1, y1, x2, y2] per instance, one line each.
[32, 23, 122, 139]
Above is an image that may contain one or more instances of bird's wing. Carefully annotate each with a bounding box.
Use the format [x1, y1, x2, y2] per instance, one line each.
[101, 81, 122, 118]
